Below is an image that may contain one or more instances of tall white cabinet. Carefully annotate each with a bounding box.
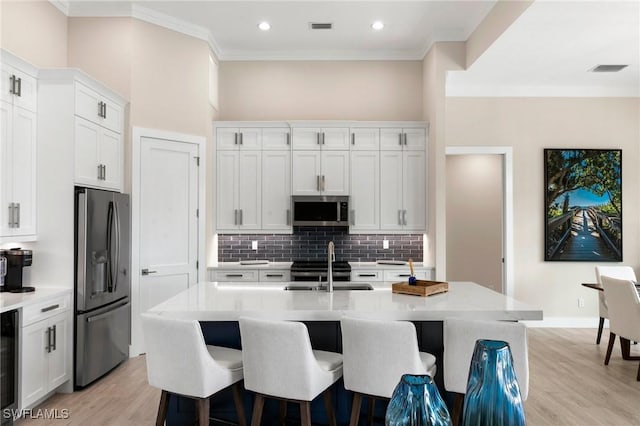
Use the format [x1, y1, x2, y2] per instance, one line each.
[0, 51, 38, 241]
[262, 128, 292, 231]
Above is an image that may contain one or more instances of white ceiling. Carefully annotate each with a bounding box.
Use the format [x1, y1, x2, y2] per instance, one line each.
[57, 0, 640, 97]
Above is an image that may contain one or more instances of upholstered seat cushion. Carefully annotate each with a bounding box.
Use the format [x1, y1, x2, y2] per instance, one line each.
[420, 352, 437, 377]
[207, 346, 243, 371]
[314, 350, 344, 372]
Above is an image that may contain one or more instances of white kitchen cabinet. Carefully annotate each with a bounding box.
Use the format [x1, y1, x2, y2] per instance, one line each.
[1, 51, 37, 241]
[350, 128, 380, 150]
[380, 128, 426, 151]
[39, 69, 126, 193]
[292, 151, 349, 196]
[350, 151, 379, 230]
[380, 150, 427, 231]
[216, 127, 262, 150]
[21, 296, 71, 409]
[259, 270, 291, 282]
[216, 151, 261, 231]
[211, 270, 260, 282]
[262, 128, 291, 150]
[74, 117, 121, 190]
[292, 127, 349, 150]
[262, 150, 291, 231]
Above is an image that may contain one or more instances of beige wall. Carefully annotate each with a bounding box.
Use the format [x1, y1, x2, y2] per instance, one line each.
[446, 154, 503, 292]
[68, 17, 133, 98]
[219, 61, 423, 120]
[446, 97, 640, 319]
[0, 0, 67, 67]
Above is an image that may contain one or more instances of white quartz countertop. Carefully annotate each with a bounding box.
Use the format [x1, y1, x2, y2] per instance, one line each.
[209, 262, 292, 270]
[349, 262, 433, 270]
[0, 287, 72, 313]
[148, 281, 542, 322]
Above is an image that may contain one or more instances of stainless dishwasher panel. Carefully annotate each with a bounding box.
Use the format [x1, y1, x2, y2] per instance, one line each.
[75, 300, 130, 387]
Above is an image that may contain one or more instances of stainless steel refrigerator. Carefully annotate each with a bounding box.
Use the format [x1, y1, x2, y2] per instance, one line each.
[74, 187, 131, 388]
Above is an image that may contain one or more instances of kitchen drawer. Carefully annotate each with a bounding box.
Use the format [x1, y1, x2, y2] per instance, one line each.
[22, 294, 71, 326]
[383, 270, 430, 282]
[351, 270, 382, 282]
[211, 270, 259, 282]
[75, 82, 122, 133]
[259, 270, 291, 282]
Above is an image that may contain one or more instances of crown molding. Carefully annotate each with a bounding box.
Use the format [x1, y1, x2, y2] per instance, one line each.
[49, 0, 69, 15]
[219, 48, 425, 61]
[445, 83, 640, 98]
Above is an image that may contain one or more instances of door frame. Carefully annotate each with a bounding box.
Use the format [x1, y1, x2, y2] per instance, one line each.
[130, 127, 206, 356]
[445, 146, 514, 297]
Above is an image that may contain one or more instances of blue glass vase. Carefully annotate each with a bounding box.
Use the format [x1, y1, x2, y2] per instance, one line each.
[385, 374, 452, 426]
[461, 339, 526, 426]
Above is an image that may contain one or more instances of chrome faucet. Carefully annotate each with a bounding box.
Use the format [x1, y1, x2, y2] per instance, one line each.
[327, 241, 335, 293]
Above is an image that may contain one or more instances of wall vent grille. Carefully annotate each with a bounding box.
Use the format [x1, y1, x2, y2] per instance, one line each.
[590, 65, 628, 72]
[310, 23, 333, 30]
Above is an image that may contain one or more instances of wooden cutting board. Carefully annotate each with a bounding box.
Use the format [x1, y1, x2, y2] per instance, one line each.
[392, 280, 449, 297]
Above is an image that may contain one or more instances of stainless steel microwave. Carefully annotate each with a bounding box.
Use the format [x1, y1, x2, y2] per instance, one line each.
[292, 196, 349, 227]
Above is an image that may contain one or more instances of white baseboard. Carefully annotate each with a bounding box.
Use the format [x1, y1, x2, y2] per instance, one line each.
[523, 316, 607, 328]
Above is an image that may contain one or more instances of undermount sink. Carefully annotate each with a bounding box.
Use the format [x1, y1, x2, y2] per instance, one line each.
[284, 283, 374, 291]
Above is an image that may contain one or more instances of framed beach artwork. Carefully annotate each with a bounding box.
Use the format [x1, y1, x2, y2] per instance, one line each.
[544, 149, 622, 261]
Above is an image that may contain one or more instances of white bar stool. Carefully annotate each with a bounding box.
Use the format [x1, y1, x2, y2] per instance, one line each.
[142, 313, 247, 426]
[595, 266, 637, 344]
[238, 316, 343, 426]
[443, 318, 528, 425]
[340, 316, 437, 426]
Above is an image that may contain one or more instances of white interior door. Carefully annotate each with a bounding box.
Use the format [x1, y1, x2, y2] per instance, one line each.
[139, 136, 199, 314]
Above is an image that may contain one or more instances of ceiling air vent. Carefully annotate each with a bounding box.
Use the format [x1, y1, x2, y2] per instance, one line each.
[589, 65, 628, 73]
[310, 22, 333, 30]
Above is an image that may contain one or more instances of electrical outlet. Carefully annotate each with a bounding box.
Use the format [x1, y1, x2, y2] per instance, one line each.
[251, 241, 258, 250]
[383, 240, 389, 249]
[578, 297, 585, 308]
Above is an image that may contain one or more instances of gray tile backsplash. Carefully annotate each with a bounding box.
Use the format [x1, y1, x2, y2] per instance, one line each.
[218, 227, 423, 262]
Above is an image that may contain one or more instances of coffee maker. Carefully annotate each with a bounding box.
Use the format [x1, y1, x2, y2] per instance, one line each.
[3, 248, 34, 293]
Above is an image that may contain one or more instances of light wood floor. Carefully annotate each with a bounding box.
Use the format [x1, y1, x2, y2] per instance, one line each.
[16, 328, 640, 425]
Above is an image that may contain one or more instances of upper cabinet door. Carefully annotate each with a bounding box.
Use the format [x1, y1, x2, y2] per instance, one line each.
[238, 128, 262, 150]
[403, 150, 427, 231]
[74, 117, 101, 188]
[98, 128, 122, 191]
[262, 128, 291, 150]
[292, 151, 322, 195]
[322, 128, 350, 150]
[10, 107, 37, 236]
[350, 150, 379, 230]
[292, 128, 321, 150]
[351, 128, 380, 151]
[216, 127, 240, 150]
[404, 128, 427, 151]
[380, 128, 404, 151]
[216, 151, 240, 230]
[262, 150, 291, 230]
[75, 82, 121, 132]
[321, 151, 349, 195]
[0, 102, 13, 237]
[379, 151, 404, 230]
[238, 151, 262, 230]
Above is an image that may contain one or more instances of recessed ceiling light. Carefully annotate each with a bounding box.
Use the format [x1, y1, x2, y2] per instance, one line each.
[258, 22, 271, 31]
[371, 21, 384, 31]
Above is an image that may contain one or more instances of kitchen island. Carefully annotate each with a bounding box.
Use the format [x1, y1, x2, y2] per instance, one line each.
[148, 281, 542, 425]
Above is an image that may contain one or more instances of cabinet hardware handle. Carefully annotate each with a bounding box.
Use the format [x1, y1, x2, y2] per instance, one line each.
[317, 175, 320, 192]
[322, 175, 325, 192]
[7, 203, 12, 228]
[234, 132, 238, 145]
[351, 133, 355, 145]
[239, 132, 243, 145]
[398, 210, 402, 225]
[403, 210, 407, 226]
[97, 101, 103, 118]
[317, 132, 320, 145]
[141, 268, 157, 275]
[404, 133, 408, 146]
[351, 210, 355, 225]
[16, 77, 22, 97]
[15, 203, 19, 228]
[398, 274, 411, 277]
[226, 274, 243, 278]
[266, 274, 283, 278]
[286, 133, 290, 145]
[286, 209, 291, 225]
[41, 304, 60, 313]
[322, 132, 325, 145]
[52, 325, 57, 351]
[45, 327, 51, 353]
[399, 133, 403, 146]
[103, 102, 107, 119]
[239, 209, 243, 225]
[359, 274, 376, 277]
[234, 209, 238, 225]
[103, 165, 107, 181]
[9, 75, 16, 95]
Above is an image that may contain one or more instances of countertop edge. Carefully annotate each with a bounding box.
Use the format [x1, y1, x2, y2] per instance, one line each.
[0, 287, 72, 313]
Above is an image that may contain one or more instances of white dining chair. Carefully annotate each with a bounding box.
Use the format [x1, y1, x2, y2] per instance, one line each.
[601, 276, 640, 381]
[444, 318, 528, 424]
[594, 266, 637, 344]
[142, 313, 246, 426]
[238, 317, 343, 426]
[340, 316, 437, 426]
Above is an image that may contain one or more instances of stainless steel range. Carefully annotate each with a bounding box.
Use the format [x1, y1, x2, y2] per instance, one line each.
[290, 260, 351, 282]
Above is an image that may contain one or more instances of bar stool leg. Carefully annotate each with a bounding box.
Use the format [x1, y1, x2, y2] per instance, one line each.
[156, 390, 170, 426]
[367, 398, 375, 426]
[349, 392, 362, 426]
[251, 394, 265, 426]
[197, 397, 210, 426]
[323, 390, 337, 426]
[278, 400, 287, 426]
[300, 401, 312, 426]
[232, 383, 247, 426]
